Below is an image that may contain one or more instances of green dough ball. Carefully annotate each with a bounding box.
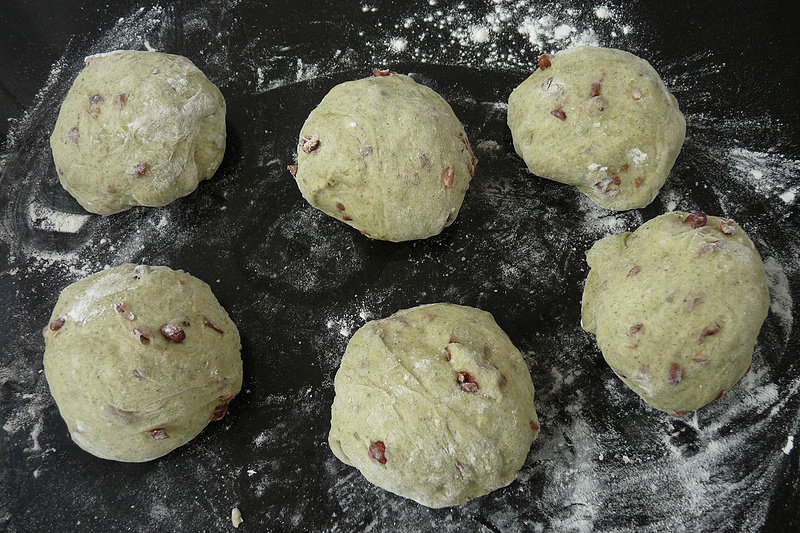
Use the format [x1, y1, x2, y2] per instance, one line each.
[293, 71, 477, 242]
[43, 264, 242, 462]
[50, 50, 226, 215]
[328, 303, 539, 508]
[507, 46, 685, 210]
[581, 212, 769, 415]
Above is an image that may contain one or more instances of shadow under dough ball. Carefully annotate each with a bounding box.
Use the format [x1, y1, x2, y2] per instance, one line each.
[508, 46, 685, 210]
[581, 212, 769, 416]
[291, 70, 478, 242]
[329, 303, 539, 508]
[43, 264, 242, 462]
[50, 50, 226, 215]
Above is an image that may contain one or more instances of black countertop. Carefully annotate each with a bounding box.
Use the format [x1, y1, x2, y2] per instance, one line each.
[1, 1, 799, 531]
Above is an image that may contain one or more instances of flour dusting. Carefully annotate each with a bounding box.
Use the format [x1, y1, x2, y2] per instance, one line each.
[1, 0, 798, 531]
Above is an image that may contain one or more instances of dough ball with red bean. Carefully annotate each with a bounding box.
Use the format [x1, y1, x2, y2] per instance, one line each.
[43, 264, 242, 462]
[581, 212, 769, 415]
[291, 70, 477, 242]
[508, 46, 685, 210]
[328, 303, 539, 508]
[50, 50, 226, 215]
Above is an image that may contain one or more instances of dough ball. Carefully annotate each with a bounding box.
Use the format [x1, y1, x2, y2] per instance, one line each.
[43, 264, 242, 462]
[50, 50, 226, 215]
[507, 46, 685, 210]
[581, 212, 769, 415]
[328, 303, 539, 508]
[291, 70, 477, 242]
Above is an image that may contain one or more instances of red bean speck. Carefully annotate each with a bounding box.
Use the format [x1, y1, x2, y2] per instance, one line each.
[698, 324, 721, 344]
[209, 403, 230, 421]
[538, 54, 552, 69]
[713, 390, 725, 402]
[49, 316, 66, 331]
[530, 420, 540, 432]
[68, 127, 80, 144]
[442, 166, 455, 188]
[611, 176, 621, 186]
[114, 92, 129, 108]
[551, 107, 567, 121]
[630, 324, 644, 335]
[89, 94, 104, 105]
[161, 323, 186, 343]
[131, 162, 147, 178]
[147, 428, 169, 440]
[444, 346, 452, 361]
[457, 371, 479, 392]
[372, 68, 392, 77]
[115, 302, 135, 321]
[299, 134, 320, 154]
[684, 211, 707, 229]
[336, 203, 346, 212]
[720, 219, 738, 235]
[668, 363, 683, 384]
[634, 177, 644, 188]
[671, 410, 689, 418]
[287, 165, 298, 177]
[132, 328, 150, 345]
[203, 317, 224, 334]
[589, 82, 602, 97]
[695, 240, 725, 258]
[369, 441, 387, 463]
[627, 265, 641, 277]
[692, 356, 711, 365]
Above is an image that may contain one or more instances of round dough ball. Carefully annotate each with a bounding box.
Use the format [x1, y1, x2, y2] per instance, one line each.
[507, 46, 685, 210]
[50, 50, 226, 215]
[292, 70, 477, 242]
[581, 212, 769, 415]
[43, 264, 242, 462]
[328, 303, 539, 508]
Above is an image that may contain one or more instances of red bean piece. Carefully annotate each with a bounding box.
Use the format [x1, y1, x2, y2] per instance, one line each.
[538, 54, 551, 69]
[147, 428, 169, 440]
[203, 317, 224, 334]
[369, 441, 387, 463]
[684, 211, 707, 229]
[457, 371, 479, 392]
[551, 107, 567, 121]
[698, 324, 721, 344]
[48, 316, 66, 331]
[668, 363, 683, 384]
[161, 323, 186, 343]
[442, 166, 455, 188]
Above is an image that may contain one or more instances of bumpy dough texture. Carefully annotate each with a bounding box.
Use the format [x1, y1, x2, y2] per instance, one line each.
[329, 303, 539, 508]
[50, 50, 226, 215]
[581, 212, 769, 414]
[508, 46, 685, 210]
[43, 264, 242, 462]
[293, 72, 477, 242]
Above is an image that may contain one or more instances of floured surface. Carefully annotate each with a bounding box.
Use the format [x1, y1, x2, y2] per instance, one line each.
[1, 1, 799, 532]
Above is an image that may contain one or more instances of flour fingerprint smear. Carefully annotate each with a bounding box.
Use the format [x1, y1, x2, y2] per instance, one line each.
[1, 1, 798, 532]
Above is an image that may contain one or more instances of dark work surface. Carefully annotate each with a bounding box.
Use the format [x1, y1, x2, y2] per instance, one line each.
[1, 1, 799, 532]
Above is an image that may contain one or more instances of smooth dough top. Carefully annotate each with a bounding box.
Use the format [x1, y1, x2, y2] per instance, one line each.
[508, 46, 686, 210]
[329, 303, 538, 508]
[293, 72, 476, 242]
[43, 264, 242, 462]
[50, 50, 226, 215]
[581, 212, 769, 413]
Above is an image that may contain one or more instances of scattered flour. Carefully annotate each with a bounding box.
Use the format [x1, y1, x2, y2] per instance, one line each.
[0, 1, 798, 532]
